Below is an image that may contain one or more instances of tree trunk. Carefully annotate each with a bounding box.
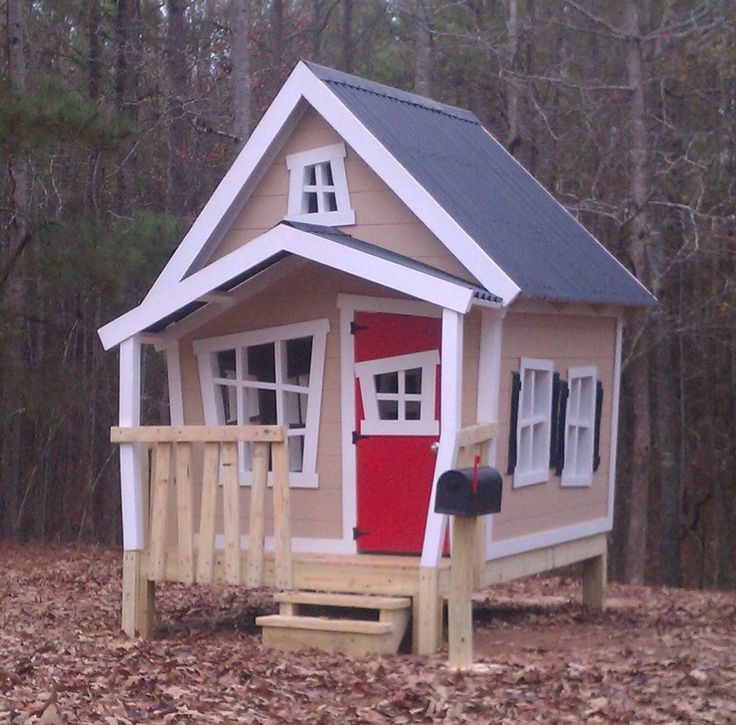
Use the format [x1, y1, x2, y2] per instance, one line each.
[342, 0, 353, 73]
[271, 0, 283, 96]
[165, 0, 189, 215]
[310, 0, 326, 62]
[231, 0, 251, 151]
[623, 0, 654, 585]
[414, 0, 431, 97]
[1, 0, 28, 539]
[504, 0, 521, 152]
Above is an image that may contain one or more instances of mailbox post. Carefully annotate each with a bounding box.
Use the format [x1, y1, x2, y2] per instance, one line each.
[435, 459, 503, 670]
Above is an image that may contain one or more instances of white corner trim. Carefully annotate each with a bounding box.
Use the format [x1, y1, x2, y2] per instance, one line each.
[119, 336, 144, 551]
[420, 308, 463, 567]
[165, 343, 184, 425]
[98, 224, 474, 350]
[607, 315, 623, 528]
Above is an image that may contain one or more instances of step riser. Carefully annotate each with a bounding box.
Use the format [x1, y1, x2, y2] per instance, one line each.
[262, 627, 396, 656]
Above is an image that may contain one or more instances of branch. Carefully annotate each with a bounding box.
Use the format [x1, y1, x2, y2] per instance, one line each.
[560, 1, 627, 39]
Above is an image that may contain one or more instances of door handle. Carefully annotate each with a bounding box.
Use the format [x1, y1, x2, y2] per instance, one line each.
[430, 442, 440, 453]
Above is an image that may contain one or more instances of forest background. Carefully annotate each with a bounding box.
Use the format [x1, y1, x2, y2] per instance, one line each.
[0, 0, 733, 590]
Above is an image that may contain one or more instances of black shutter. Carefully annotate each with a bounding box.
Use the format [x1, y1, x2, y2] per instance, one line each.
[593, 381, 604, 471]
[549, 372, 561, 469]
[555, 380, 569, 476]
[507, 372, 522, 474]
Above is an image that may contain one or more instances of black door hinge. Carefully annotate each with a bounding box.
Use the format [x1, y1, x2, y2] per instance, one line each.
[350, 321, 368, 335]
[352, 430, 369, 445]
[353, 526, 370, 540]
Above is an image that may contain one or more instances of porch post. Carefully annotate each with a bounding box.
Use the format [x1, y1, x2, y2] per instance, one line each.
[416, 308, 463, 654]
[118, 335, 154, 637]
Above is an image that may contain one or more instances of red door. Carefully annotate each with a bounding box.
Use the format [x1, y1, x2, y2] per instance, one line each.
[353, 311, 441, 554]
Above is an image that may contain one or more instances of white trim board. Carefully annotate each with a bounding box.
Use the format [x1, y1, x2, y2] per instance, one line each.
[99, 224, 477, 350]
[116, 61, 519, 319]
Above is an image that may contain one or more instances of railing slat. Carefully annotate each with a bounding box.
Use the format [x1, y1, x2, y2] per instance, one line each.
[175, 443, 195, 585]
[246, 441, 269, 587]
[456, 421, 499, 449]
[149, 443, 173, 582]
[221, 441, 241, 585]
[197, 442, 220, 584]
[271, 439, 292, 589]
[112, 425, 284, 443]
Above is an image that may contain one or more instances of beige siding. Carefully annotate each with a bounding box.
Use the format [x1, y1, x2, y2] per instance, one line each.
[490, 308, 617, 543]
[211, 107, 473, 281]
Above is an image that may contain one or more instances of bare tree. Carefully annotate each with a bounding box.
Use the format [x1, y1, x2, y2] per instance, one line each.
[342, 0, 353, 73]
[231, 0, 251, 151]
[414, 0, 432, 96]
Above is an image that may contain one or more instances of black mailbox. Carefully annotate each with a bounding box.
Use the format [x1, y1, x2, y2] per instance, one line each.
[434, 466, 503, 517]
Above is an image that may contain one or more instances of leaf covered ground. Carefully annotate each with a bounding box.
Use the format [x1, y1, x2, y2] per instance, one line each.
[1, 544, 734, 724]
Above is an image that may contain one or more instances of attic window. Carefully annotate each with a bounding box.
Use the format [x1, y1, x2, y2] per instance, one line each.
[285, 143, 355, 226]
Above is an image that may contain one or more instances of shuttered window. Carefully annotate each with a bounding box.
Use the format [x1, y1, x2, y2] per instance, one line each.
[513, 358, 554, 488]
[561, 366, 597, 487]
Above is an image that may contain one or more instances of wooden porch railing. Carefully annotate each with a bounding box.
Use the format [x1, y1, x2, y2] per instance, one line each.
[111, 425, 292, 590]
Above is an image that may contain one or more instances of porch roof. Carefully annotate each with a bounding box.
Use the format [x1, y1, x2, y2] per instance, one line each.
[98, 222, 501, 350]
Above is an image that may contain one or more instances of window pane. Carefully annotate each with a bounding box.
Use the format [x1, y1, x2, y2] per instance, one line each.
[324, 191, 337, 211]
[577, 427, 593, 473]
[378, 400, 399, 420]
[405, 368, 422, 394]
[375, 372, 399, 394]
[247, 388, 276, 424]
[522, 369, 534, 418]
[283, 391, 308, 430]
[533, 371, 549, 417]
[322, 161, 334, 186]
[531, 421, 547, 469]
[284, 336, 312, 384]
[405, 401, 421, 420]
[519, 424, 532, 470]
[288, 435, 305, 473]
[216, 349, 236, 379]
[245, 343, 275, 383]
[579, 377, 594, 420]
[304, 165, 316, 186]
[217, 384, 237, 424]
[304, 191, 318, 213]
[241, 387, 261, 423]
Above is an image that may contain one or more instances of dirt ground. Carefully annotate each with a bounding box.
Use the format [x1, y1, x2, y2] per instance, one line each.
[1, 544, 734, 723]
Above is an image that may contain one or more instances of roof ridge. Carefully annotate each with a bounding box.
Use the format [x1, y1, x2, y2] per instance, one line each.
[303, 60, 479, 124]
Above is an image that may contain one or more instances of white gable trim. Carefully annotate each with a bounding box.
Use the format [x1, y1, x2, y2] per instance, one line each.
[140, 62, 520, 306]
[98, 224, 475, 350]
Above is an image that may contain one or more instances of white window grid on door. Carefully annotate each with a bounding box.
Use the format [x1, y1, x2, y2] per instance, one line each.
[514, 357, 554, 488]
[355, 350, 440, 436]
[285, 142, 355, 226]
[561, 365, 597, 487]
[193, 318, 330, 488]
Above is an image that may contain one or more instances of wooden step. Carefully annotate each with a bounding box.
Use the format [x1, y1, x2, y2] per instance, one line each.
[275, 591, 411, 610]
[257, 614, 399, 656]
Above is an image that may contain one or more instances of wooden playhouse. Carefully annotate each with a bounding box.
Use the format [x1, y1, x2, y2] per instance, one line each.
[99, 62, 655, 662]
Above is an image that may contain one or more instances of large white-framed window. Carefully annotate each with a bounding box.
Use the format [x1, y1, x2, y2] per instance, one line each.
[514, 357, 554, 488]
[285, 142, 355, 226]
[561, 365, 597, 488]
[193, 318, 330, 488]
[355, 350, 440, 436]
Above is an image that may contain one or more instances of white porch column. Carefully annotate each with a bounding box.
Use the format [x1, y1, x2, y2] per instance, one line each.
[420, 307, 463, 567]
[119, 335, 144, 550]
[165, 342, 184, 425]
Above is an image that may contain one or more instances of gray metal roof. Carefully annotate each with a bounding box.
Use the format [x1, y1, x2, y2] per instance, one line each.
[306, 62, 655, 307]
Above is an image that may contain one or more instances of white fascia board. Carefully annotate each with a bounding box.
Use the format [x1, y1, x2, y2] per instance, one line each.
[143, 64, 314, 300]
[301, 76, 520, 305]
[143, 62, 519, 306]
[98, 224, 474, 350]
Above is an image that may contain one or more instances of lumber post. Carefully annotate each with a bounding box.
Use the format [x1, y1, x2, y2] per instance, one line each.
[222, 441, 241, 585]
[197, 442, 220, 584]
[122, 551, 155, 639]
[175, 442, 195, 584]
[415, 566, 443, 654]
[447, 516, 476, 670]
[582, 546, 607, 611]
[271, 432, 292, 589]
[149, 443, 173, 582]
[246, 441, 269, 587]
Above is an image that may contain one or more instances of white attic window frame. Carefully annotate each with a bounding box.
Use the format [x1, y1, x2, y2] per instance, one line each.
[561, 365, 597, 488]
[285, 142, 355, 226]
